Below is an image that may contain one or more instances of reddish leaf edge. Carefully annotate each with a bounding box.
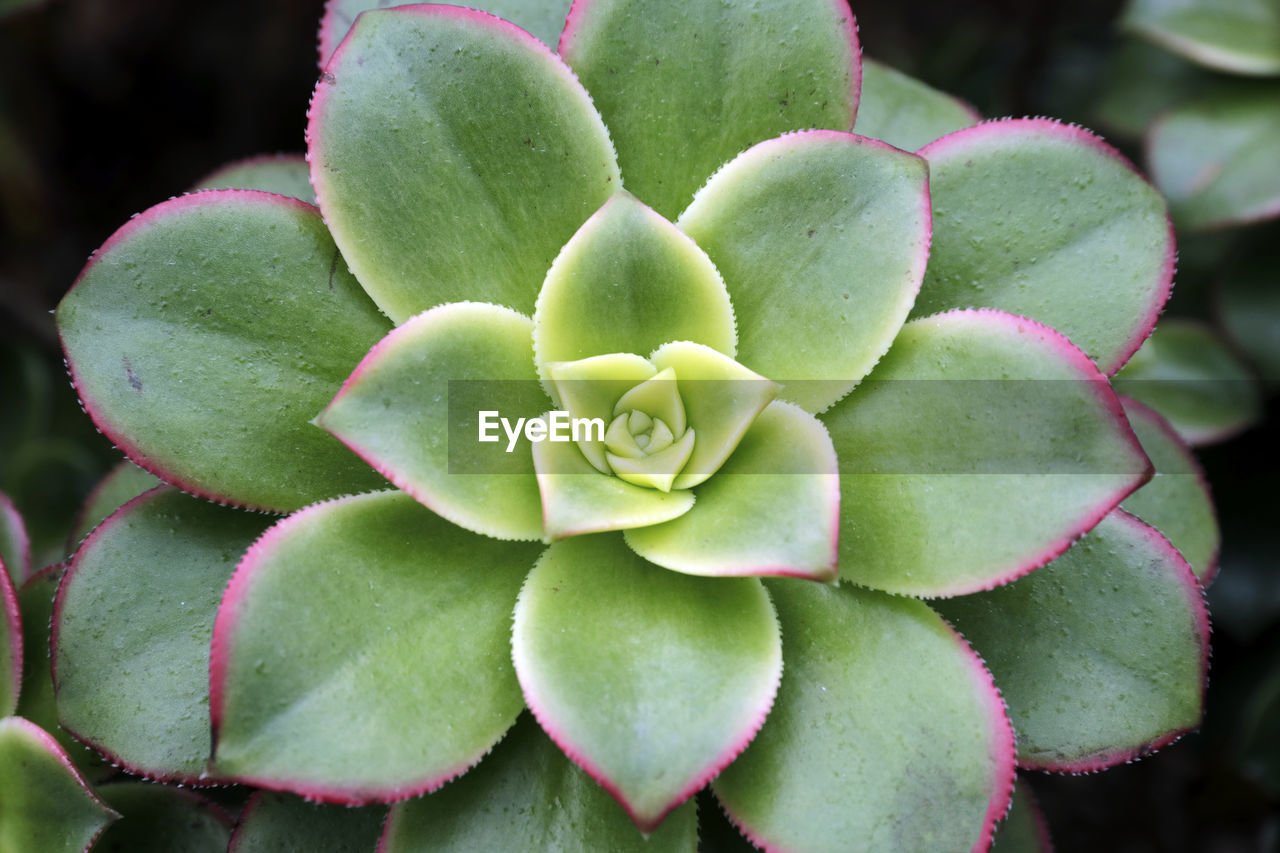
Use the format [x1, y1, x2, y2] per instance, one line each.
[1119, 394, 1220, 585]
[0, 716, 121, 850]
[208, 490, 517, 805]
[49, 486, 229, 788]
[513, 564, 784, 835]
[907, 307, 1155, 599]
[714, 607, 1017, 853]
[918, 117, 1177, 377]
[1, 561, 21, 713]
[315, 301, 547, 543]
[1, 492, 31, 584]
[1018, 508, 1212, 775]
[1011, 777, 1055, 852]
[57, 189, 329, 516]
[559, 0, 863, 126]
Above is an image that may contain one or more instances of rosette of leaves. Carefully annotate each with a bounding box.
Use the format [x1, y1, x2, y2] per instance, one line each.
[51, 1, 1212, 850]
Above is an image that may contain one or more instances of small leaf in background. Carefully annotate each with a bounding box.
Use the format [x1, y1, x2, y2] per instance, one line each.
[0, 493, 29, 585]
[935, 510, 1209, 771]
[1114, 318, 1262, 445]
[92, 783, 231, 853]
[1120, 396, 1221, 583]
[192, 154, 316, 205]
[1218, 231, 1280, 386]
[854, 57, 981, 151]
[64, 461, 161, 555]
[0, 717, 118, 853]
[1121, 0, 1280, 76]
[989, 780, 1053, 852]
[228, 790, 386, 853]
[0, 565, 18, 717]
[1147, 90, 1280, 230]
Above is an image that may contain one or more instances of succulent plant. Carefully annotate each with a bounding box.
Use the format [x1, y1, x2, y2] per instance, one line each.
[25, 0, 1219, 850]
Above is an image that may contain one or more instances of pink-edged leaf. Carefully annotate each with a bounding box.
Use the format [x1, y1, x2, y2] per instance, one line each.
[916, 118, 1175, 375]
[0, 563, 19, 716]
[53, 487, 271, 784]
[309, 4, 620, 323]
[512, 533, 782, 832]
[714, 580, 1015, 852]
[318, 302, 546, 542]
[65, 460, 161, 555]
[822, 308, 1152, 597]
[1120, 396, 1220, 583]
[990, 779, 1053, 853]
[211, 491, 540, 803]
[934, 510, 1210, 772]
[624, 401, 840, 581]
[0, 717, 119, 852]
[561, 0, 861, 220]
[0, 491, 30, 585]
[676, 130, 931, 414]
[380, 714, 698, 852]
[56, 191, 391, 513]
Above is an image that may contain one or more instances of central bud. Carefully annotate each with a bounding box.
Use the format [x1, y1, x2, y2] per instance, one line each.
[602, 368, 695, 492]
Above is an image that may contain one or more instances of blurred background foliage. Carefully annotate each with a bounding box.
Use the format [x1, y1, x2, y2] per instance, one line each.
[0, 0, 1276, 850]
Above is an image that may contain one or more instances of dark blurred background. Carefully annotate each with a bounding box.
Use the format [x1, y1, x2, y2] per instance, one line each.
[1, 1, 1276, 850]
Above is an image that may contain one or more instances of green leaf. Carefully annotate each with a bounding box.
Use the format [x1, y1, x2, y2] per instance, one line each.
[382, 715, 698, 851]
[624, 401, 839, 580]
[1092, 40, 1221, 141]
[54, 487, 271, 782]
[512, 534, 781, 831]
[678, 130, 931, 413]
[547, 353, 658, 473]
[934, 510, 1209, 771]
[989, 782, 1052, 853]
[1121, 0, 1280, 75]
[0, 717, 118, 853]
[1147, 90, 1280, 231]
[1114, 318, 1261, 445]
[533, 193, 735, 381]
[561, 0, 860, 220]
[15, 567, 110, 782]
[56, 192, 391, 513]
[93, 783, 231, 853]
[318, 0, 574, 65]
[66, 461, 161, 554]
[310, 5, 620, 322]
[713, 580, 1014, 852]
[822, 309, 1152, 597]
[916, 119, 1174, 375]
[211, 491, 540, 801]
[0, 568, 17, 717]
[192, 154, 316, 204]
[1120, 397, 1220, 583]
[532, 415, 696, 540]
[0, 493, 28, 585]
[317, 303, 545, 541]
[854, 58, 980, 151]
[648, 342, 778, 488]
[226, 791, 386, 853]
